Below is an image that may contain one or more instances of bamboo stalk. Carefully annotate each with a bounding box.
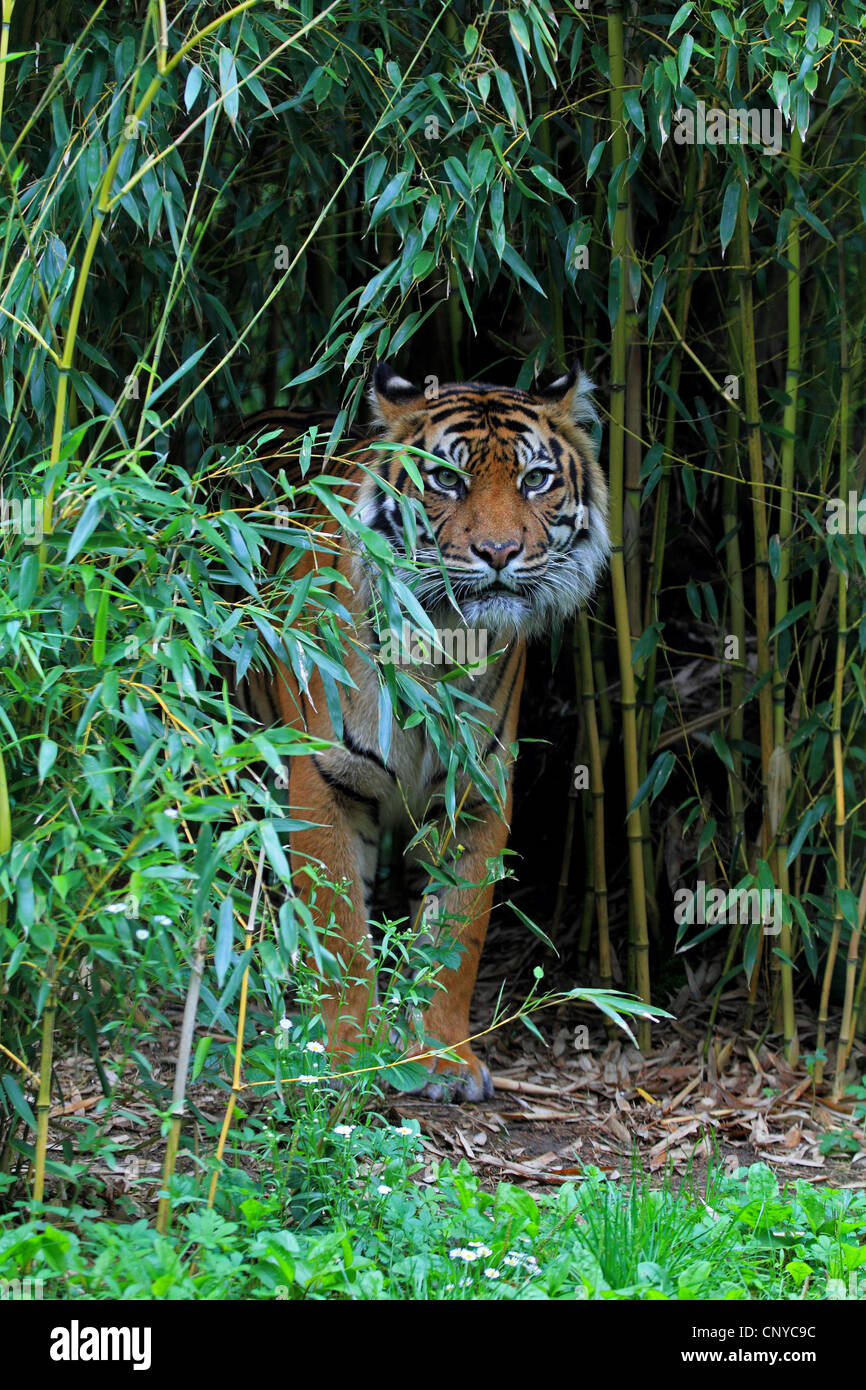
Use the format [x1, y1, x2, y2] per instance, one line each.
[156, 930, 208, 1234]
[206, 846, 265, 1210]
[769, 127, 801, 1064]
[637, 148, 703, 952]
[734, 167, 775, 1024]
[32, 991, 56, 1204]
[820, 248, 850, 1089]
[638, 152, 703, 749]
[706, 301, 748, 1046]
[623, 199, 642, 643]
[834, 872, 866, 1093]
[0, 1, 15, 132]
[607, 0, 651, 1047]
[0, 747, 9, 927]
[721, 300, 747, 867]
[578, 612, 612, 996]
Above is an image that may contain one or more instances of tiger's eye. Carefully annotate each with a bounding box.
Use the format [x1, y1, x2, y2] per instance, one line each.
[434, 467, 462, 490]
[523, 467, 549, 489]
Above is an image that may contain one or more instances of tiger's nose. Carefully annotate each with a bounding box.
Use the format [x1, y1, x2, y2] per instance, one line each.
[471, 538, 523, 570]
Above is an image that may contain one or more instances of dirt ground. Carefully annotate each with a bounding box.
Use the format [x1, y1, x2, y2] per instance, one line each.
[40, 940, 866, 1213]
[385, 951, 866, 1196]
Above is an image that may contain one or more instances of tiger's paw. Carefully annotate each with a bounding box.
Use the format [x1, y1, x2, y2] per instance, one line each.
[408, 1044, 495, 1104]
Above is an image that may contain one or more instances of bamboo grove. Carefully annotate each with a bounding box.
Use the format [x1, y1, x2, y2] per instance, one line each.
[0, 0, 865, 1201]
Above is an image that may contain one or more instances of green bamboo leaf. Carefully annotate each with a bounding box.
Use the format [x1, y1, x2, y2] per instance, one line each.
[786, 796, 830, 868]
[586, 139, 606, 181]
[261, 821, 291, 883]
[681, 463, 697, 512]
[768, 599, 812, 642]
[508, 11, 532, 56]
[218, 46, 239, 128]
[192, 1035, 212, 1082]
[530, 165, 572, 199]
[668, 3, 693, 37]
[16, 553, 39, 609]
[623, 90, 645, 136]
[710, 730, 735, 773]
[678, 33, 694, 82]
[184, 64, 203, 112]
[501, 242, 546, 296]
[719, 180, 740, 258]
[378, 682, 393, 763]
[631, 622, 661, 666]
[214, 895, 234, 988]
[647, 272, 666, 340]
[495, 68, 523, 130]
[146, 342, 213, 407]
[65, 499, 103, 564]
[768, 533, 781, 581]
[489, 181, 505, 259]
[629, 750, 676, 814]
[369, 171, 410, 229]
[38, 739, 58, 783]
[92, 585, 110, 664]
[2, 1073, 36, 1129]
[508, 901, 555, 950]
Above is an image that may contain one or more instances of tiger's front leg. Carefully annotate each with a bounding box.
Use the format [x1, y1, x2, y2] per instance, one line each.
[406, 793, 511, 1103]
[289, 755, 383, 1071]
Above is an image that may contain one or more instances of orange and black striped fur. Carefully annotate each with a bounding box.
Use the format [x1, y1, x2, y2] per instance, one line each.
[232, 362, 609, 1101]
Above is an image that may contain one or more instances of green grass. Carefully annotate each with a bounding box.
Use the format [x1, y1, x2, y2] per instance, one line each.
[3, 1107, 864, 1300]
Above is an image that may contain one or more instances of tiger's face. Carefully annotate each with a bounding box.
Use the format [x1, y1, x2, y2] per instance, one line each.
[359, 362, 610, 638]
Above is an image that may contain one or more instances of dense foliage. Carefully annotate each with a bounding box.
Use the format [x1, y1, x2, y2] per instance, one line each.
[0, 0, 864, 1289]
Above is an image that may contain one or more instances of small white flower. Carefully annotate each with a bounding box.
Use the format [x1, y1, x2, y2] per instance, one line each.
[105, 902, 126, 913]
[484, 1268, 500, 1280]
[468, 1242, 492, 1257]
[164, 808, 179, 819]
[333, 1124, 355, 1136]
[152, 915, 172, 926]
[449, 1247, 480, 1262]
[305, 1040, 325, 1053]
[393, 1125, 413, 1137]
[377, 1184, 392, 1195]
[503, 1250, 539, 1271]
[135, 928, 149, 940]
[278, 1017, 291, 1031]
[296, 1074, 318, 1084]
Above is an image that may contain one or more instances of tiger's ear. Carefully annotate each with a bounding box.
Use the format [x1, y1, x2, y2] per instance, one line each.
[370, 361, 426, 426]
[538, 363, 598, 431]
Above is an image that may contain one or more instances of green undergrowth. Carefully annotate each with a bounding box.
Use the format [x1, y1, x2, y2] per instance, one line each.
[2, 1123, 864, 1301]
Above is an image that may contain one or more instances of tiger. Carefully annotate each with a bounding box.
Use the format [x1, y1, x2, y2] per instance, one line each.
[231, 360, 609, 1102]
